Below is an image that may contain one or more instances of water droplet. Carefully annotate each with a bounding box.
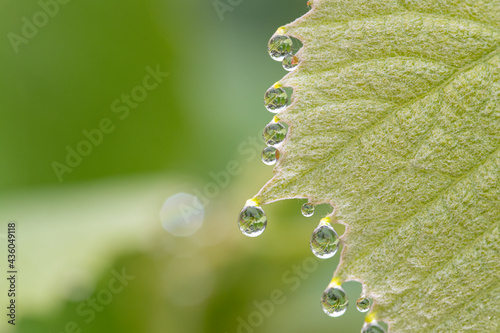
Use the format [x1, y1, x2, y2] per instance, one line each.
[310, 218, 339, 259]
[262, 147, 279, 165]
[356, 298, 371, 312]
[362, 323, 386, 333]
[283, 54, 299, 71]
[268, 35, 293, 61]
[238, 202, 267, 237]
[264, 85, 289, 113]
[321, 284, 348, 317]
[263, 122, 287, 146]
[301, 203, 314, 217]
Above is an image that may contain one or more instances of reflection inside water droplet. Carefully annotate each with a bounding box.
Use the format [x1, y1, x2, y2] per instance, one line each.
[310, 219, 339, 259]
[263, 122, 287, 146]
[268, 35, 293, 61]
[321, 285, 348, 317]
[238, 204, 267, 237]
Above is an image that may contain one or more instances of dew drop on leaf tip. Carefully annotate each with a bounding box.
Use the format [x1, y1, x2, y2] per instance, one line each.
[238, 199, 267, 237]
[263, 122, 287, 146]
[310, 217, 339, 259]
[301, 202, 314, 217]
[321, 281, 348, 317]
[356, 297, 371, 312]
[262, 146, 279, 165]
[264, 84, 289, 113]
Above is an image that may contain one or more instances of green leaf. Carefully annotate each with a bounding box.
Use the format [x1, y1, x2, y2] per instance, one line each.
[253, 1, 500, 331]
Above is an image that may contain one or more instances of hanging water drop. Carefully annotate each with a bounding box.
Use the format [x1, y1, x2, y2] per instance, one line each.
[238, 200, 267, 237]
[301, 203, 314, 217]
[262, 147, 279, 165]
[264, 84, 289, 113]
[283, 54, 299, 71]
[268, 35, 293, 61]
[356, 298, 371, 312]
[263, 122, 287, 146]
[361, 323, 386, 333]
[310, 218, 339, 259]
[321, 281, 348, 317]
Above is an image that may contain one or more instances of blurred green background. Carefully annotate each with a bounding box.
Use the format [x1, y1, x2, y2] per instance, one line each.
[0, 0, 366, 332]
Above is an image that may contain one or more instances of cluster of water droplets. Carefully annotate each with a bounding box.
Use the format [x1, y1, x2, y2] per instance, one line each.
[300, 204, 341, 260]
[237, 24, 386, 333]
[237, 31, 299, 239]
[320, 279, 382, 328]
[260, 116, 286, 165]
[259, 30, 302, 166]
[268, 33, 301, 71]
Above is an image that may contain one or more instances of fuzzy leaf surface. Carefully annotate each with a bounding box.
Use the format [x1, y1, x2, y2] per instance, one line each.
[255, 1, 500, 331]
